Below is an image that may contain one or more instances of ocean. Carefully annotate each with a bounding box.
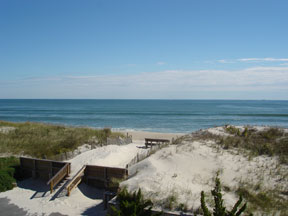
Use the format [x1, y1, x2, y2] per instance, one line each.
[0, 99, 287, 133]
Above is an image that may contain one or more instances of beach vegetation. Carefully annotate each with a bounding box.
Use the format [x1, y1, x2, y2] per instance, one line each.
[0, 157, 20, 192]
[164, 193, 178, 210]
[110, 187, 161, 216]
[188, 126, 288, 164]
[236, 183, 288, 215]
[0, 121, 124, 159]
[201, 174, 250, 216]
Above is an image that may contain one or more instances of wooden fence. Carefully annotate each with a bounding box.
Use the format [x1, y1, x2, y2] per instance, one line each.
[20, 157, 69, 180]
[20, 157, 71, 193]
[126, 142, 169, 169]
[65, 165, 128, 196]
[84, 165, 128, 192]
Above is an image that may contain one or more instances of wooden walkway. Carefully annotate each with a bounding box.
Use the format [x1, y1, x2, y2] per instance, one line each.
[20, 157, 128, 197]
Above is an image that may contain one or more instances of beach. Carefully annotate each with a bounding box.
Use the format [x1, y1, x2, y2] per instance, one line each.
[0, 126, 287, 215]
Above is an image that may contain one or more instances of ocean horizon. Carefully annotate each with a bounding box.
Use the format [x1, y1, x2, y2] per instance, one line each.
[0, 99, 287, 133]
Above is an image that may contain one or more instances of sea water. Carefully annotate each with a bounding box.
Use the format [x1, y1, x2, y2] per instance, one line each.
[0, 99, 287, 133]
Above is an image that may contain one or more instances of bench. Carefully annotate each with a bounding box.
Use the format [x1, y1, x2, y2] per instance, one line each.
[145, 138, 170, 148]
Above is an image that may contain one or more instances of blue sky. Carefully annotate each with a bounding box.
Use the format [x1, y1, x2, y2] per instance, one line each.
[0, 0, 288, 99]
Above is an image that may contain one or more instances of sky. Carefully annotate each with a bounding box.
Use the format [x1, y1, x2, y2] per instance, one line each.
[0, 0, 288, 100]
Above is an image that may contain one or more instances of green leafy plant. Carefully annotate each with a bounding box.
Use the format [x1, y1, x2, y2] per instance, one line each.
[0, 157, 20, 192]
[110, 187, 161, 216]
[201, 174, 251, 216]
[0, 170, 15, 191]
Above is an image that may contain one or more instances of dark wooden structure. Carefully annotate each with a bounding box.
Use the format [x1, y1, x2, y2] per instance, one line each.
[20, 157, 71, 193]
[145, 138, 170, 148]
[84, 165, 128, 191]
[66, 165, 128, 196]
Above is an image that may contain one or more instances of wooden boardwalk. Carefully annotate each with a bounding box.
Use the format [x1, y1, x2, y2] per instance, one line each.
[20, 157, 128, 196]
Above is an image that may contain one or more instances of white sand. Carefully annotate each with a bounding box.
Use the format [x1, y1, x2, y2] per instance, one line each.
[122, 128, 288, 212]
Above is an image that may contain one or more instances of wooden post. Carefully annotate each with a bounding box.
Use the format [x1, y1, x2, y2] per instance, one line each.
[50, 182, 53, 194]
[67, 187, 70, 196]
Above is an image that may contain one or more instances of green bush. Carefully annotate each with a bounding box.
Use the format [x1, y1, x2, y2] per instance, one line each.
[0, 170, 16, 192]
[201, 174, 251, 216]
[110, 188, 161, 216]
[0, 157, 21, 192]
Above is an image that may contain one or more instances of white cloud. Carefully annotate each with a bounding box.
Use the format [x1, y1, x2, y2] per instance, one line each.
[217, 58, 288, 64]
[238, 58, 288, 62]
[1, 67, 288, 99]
[156, 62, 166, 65]
[216, 59, 235, 63]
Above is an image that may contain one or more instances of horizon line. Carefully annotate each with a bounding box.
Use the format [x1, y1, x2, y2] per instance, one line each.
[0, 98, 287, 101]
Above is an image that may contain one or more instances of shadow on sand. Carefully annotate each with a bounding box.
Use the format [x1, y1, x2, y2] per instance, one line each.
[17, 178, 109, 215]
[81, 201, 106, 216]
[16, 178, 50, 199]
[78, 183, 109, 215]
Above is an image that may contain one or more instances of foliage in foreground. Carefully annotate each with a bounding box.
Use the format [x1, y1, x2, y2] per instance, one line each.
[110, 176, 253, 216]
[0, 121, 123, 159]
[110, 188, 161, 216]
[201, 174, 251, 216]
[0, 157, 20, 192]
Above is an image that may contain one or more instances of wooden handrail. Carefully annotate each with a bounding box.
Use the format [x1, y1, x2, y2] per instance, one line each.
[66, 165, 86, 189]
[66, 165, 86, 196]
[47, 163, 70, 193]
[47, 163, 70, 185]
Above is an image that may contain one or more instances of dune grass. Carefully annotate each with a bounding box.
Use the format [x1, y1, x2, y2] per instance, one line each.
[220, 126, 288, 164]
[0, 121, 124, 159]
[182, 125, 288, 164]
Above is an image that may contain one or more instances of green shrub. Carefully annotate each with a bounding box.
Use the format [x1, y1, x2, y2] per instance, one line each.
[0, 157, 22, 192]
[201, 174, 251, 216]
[0, 170, 16, 192]
[225, 126, 240, 136]
[110, 188, 161, 216]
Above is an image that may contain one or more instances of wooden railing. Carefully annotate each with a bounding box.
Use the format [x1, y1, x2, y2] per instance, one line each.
[66, 165, 86, 196]
[47, 163, 70, 193]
